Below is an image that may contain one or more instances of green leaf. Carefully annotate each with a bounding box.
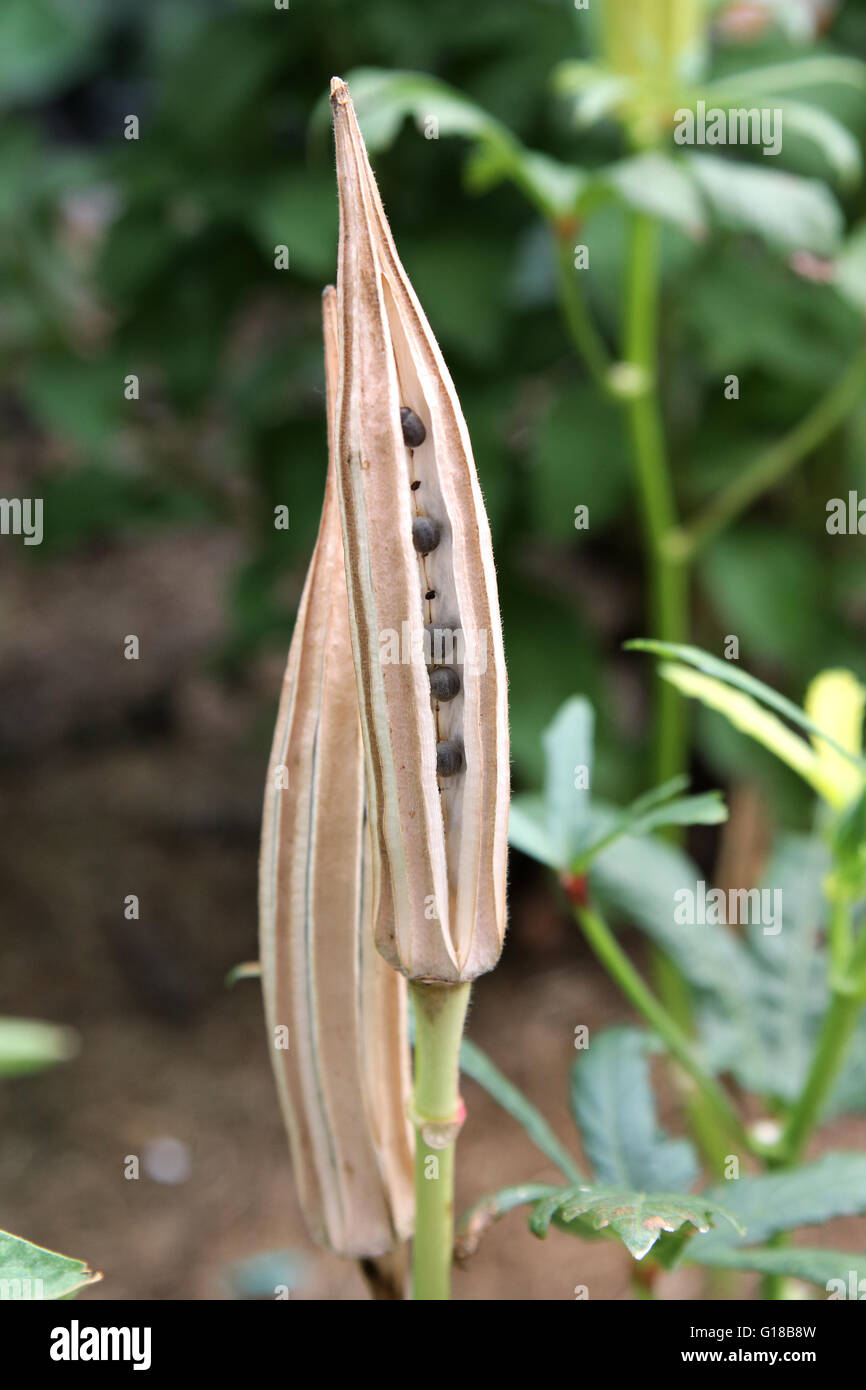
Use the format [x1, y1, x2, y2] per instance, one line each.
[464, 142, 585, 217]
[508, 794, 561, 870]
[0, 0, 101, 105]
[663, 662, 838, 800]
[690, 69, 863, 185]
[705, 57, 866, 99]
[689, 1243, 866, 1291]
[570, 1027, 700, 1193]
[589, 828, 765, 1059]
[695, 1153, 866, 1255]
[687, 153, 843, 256]
[605, 152, 706, 237]
[327, 67, 492, 151]
[772, 99, 862, 187]
[328, 67, 583, 219]
[0, 1018, 78, 1079]
[552, 60, 634, 129]
[735, 835, 828, 1101]
[541, 697, 594, 866]
[0, 1230, 100, 1299]
[224, 961, 261, 989]
[530, 1186, 741, 1260]
[23, 355, 126, 453]
[459, 1038, 583, 1183]
[625, 640, 866, 776]
[456, 1183, 562, 1261]
[573, 775, 727, 869]
[829, 1012, 866, 1115]
[834, 220, 866, 315]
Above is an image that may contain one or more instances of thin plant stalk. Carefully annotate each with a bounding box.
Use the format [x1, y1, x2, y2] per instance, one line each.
[776, 915, 866, 1166]
[554, 229, 613, 393]
[555, 207, 731, 1173]
[573, 901, 764, 1159]
[623, 211, 689, 788]
[620, 213, 736, 1172]
[410, 981, 472, 1300]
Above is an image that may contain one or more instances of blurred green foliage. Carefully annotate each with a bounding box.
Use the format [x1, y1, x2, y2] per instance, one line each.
[3, 0, 866, 810]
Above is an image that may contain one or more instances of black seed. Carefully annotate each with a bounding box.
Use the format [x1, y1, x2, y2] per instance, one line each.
[436, 741, 463, 777]
[401, 406, 427, 449]
[410, 479, 421, 491]
[425, 623, 456, 665]
[430, 667, 460, 702]
[412, 516, 440, 555]
[425, 589, 436, 600]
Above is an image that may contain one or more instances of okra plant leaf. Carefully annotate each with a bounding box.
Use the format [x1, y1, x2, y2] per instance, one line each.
[705, 835, 829, 1102]
[692, 1153, 866, 1256]
[462, 142, 586, 218]
[602, 152, 706, 236]
[328, 67, 584, 219]
[834, 219, 866, 314]
[659, 663, 835, 801]
[510, 701, 726, 873]
[829, 1012, 866, 1115]
[456, 1182, 563, 1261]
[507, 793, 561, 870]
[459, 1038, 583, 1183]
[687, 152, 844, 257]
[314, 66, 492, 151]
[703, 57, 866, 99]
[570, 1027, 700, 1194]
[688, 1243, 866, 1292]
[0, 1017, 78, 1078]
[224, 960, 261, 988]
[552, 60, 634, 130]
[695, 833, 866, 1112]
[589, 830, 765, 1058]
[769, 99, 862, 187]
[541, 696, 594, 866]
[626, 640, 866, 776]
[572, 775, 727, 871]
[680, 67, 863, 186]
[0, 1231, 101, 1299]
[530, 1187, 741, 1260]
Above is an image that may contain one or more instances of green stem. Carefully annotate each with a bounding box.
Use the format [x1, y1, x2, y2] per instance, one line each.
[673, 336, 866, 561]
[623, 211, 689, 787]
[777, 990, 862, 1164]
[776, 906, 866, 1165]
[619, 214, 736, 1171]
[410, 981, 471, 1301]
[574, 902, 761, 1158]
[554, 230, 613, 391]
[829, 893, 855, 980]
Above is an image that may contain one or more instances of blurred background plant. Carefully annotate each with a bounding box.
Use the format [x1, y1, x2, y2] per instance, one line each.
[4, 0, 865, 795]
[3, 0, 866, 1300]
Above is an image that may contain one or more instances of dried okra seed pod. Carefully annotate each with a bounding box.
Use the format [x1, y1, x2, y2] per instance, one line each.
[412, 516, 440, 555]
[400, 406, 427, 448]
[331, 76, 509, 983]
[436, 741, 463, 777]
[429, 666, 461, 702]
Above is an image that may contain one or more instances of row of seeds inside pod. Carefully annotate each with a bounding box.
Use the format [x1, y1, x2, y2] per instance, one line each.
[401, 405, 464, 780]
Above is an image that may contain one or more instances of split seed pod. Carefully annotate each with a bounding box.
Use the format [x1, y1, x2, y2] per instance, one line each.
[258, 286, 414, 1257]
[331, 77, 510, 983]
